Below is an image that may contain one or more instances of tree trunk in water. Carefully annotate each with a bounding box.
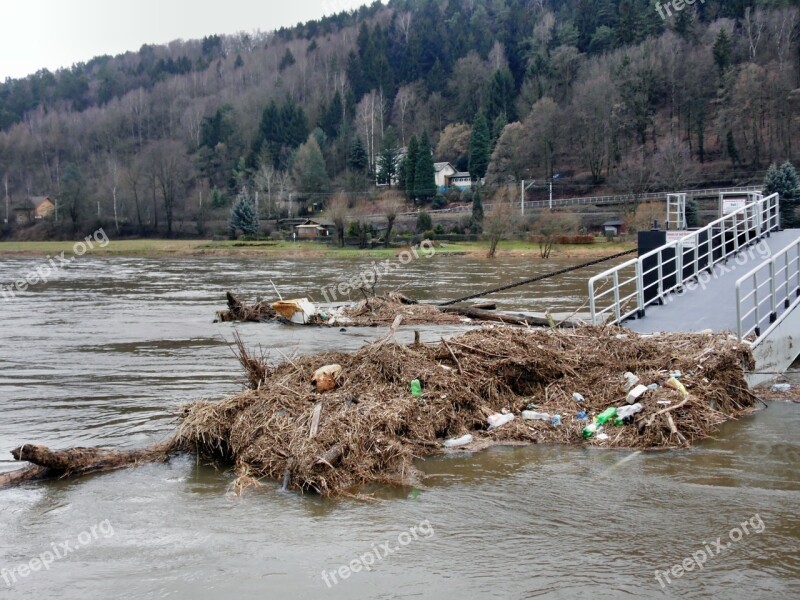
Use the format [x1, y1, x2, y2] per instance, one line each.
[0, 441, 174, 489]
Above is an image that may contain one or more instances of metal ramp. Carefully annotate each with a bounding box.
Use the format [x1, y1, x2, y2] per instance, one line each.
[587, 192, 800, 382]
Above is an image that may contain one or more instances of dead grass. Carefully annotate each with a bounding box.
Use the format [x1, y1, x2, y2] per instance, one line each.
[174, 325, 757, 496]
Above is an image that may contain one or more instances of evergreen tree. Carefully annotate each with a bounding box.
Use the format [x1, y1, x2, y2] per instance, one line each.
[413, 131, 436, 203]
[726, 130, 740, 168]
[279, 48, 296, 72]
[403, 135, 420, 200]
[292, 135, 329, 196]
[416, 210, 432, 233]
[471, 186, 484, 233]
[486, 68, 516, 123]
[713, 29, 732, 76]
[469, 113, 491, 179]
[377, 128, 400, 185]
[617, 0, 641, 46]
[321, 92, 344, 139]
[764, 162, 800, 228]
[347, 137, 368, 173]
[229, 192, 259, 238]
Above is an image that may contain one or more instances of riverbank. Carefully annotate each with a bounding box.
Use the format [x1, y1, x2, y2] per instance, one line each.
[0, 238, 634, 259]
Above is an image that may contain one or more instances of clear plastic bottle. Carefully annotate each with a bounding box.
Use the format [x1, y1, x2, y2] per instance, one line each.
[522, 411, 551, 421]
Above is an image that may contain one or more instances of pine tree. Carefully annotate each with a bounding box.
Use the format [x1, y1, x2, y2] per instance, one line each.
[765, 162, 800, 228]
[471, 186, 484, 233]
[713, 29, 732, 76]
[413, 131, 436, 203]
[229, 192, 259, 238]
[469, 113, 491, 179]
[377, 128, 400, 185]
[726, 130, 740, 168]
[321, 92, 344, 139]
[292, 135, 329, 196]
[486, 68, 516, 123]
[347, 137, 368, 173]
[403, 135, 420, 200]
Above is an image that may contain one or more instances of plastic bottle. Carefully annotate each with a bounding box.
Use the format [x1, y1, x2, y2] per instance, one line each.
[614, 403, 643, 425]
[582, 422, 602, 439]
[443, 434, 474, 448]
[550, 415, 562, 427]
[594, 407, 618, 425]
[624, 372, 640, 390]
[522, 411, 550, 421]
[488, 413, 515, 430]
[576, 410, 589, 421]
[411, 379, 422, 398]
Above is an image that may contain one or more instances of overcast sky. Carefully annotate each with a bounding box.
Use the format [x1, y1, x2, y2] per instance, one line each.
[0, 0, 373, 80]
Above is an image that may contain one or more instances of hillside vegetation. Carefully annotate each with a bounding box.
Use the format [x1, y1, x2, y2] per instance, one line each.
[0, 0, 798, 239]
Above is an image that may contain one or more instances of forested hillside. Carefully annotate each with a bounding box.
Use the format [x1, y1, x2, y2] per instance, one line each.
[1, 0, 798, 238]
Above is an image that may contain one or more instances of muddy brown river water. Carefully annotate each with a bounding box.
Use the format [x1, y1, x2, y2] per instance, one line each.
[0, 253, 798, 599]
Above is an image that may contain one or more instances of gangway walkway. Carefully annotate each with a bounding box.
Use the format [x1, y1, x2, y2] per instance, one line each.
[624, 229, 800, 334]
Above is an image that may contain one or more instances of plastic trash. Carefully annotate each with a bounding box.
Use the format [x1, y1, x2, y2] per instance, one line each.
[596, 433, 610, 441]
[443, 434, 474, 448]
[572, 392, 585, 404]
[671, 370, 683, 379]
[665, 376, 688, 397]
[626, 384, 649, 404]
[488, 413, 515, 430]
[624, 372, 640, 390]
[576, 410, 589, 421]
[771, 383, 791, 393]
[582, 422, 602, 439]
[614, 403, 643, 425]
[526, 403, 540, 410]
[522, 411, 550, 421]
[647, 383, 659, 391]
[550, 415, 562, 427]
[595, 407, 618, 425]
[411, 379, 423, 398]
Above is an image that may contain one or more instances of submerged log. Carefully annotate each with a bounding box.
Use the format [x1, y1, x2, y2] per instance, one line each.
[437, 306, 576, 328]
[0, 441, 174, 488]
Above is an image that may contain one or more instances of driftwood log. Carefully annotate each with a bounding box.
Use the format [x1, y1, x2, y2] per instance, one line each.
[215, 292, 277, 323]
[437, 306, 576, 328]
[0, 441, 174, 488]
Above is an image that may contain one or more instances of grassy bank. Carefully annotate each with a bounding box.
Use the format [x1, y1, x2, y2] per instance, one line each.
[0, 238, 635, 259]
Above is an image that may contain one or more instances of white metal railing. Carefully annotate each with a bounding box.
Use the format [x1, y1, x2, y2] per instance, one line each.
[736, 237, 800, 341]
[589, 193, 780, 325]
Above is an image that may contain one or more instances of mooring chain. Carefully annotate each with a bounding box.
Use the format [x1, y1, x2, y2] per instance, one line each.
[437, 248, 637, 306]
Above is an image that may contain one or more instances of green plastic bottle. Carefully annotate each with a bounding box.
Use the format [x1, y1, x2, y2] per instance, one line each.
[411, 379, 422, 398]
[582, 422, 600, 439]
[595, 407, 617, 425]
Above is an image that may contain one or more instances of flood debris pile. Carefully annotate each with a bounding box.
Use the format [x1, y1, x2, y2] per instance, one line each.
[172, 326, 757, 496]
[215, 292, 277, 323]
[216, 291, 573, 329]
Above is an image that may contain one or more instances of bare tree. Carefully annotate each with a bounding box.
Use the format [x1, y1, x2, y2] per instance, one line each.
[378, 191, 405, 247]
[531, 210, 580, 259]
[484, 188, 522, 258]
[653, 136, 699, 191]
[325, 192, 350, 247]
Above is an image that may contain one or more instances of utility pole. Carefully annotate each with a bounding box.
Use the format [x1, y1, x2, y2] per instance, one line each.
[520, 180, 536, 216]
[3, 173, 8, 225]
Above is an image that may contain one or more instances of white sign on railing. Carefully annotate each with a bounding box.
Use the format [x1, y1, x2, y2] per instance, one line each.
[666, 231, 697, 248]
